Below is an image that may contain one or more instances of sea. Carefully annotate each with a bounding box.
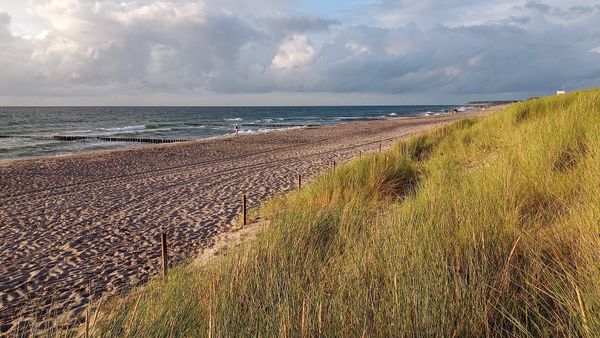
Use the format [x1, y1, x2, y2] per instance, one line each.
[0, 105, 469, 163]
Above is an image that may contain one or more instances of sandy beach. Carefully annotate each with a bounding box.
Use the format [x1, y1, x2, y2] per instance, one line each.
[0, 106, 504, 333]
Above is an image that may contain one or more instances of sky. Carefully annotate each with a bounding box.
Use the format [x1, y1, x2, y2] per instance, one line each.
[0, 0, 599, 105]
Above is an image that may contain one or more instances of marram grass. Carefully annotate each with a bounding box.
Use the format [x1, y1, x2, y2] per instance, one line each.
[93, 89, 600, 337]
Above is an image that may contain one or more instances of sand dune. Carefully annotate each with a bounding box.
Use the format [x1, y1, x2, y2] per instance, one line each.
[0, 107, 503, 334]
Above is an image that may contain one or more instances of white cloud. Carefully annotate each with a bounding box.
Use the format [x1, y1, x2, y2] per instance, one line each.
[591, 46, 600, 54]
[271, 34, 315, 70]
[108, 1, 206, 25]
[32, 0, 86, 31]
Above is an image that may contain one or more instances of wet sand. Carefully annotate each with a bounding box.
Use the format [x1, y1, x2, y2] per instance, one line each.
[0, 106, 505, 334]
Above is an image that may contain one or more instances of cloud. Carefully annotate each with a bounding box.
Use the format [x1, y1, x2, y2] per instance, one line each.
[524, 1, 600, 21]
[0, 1, 338, 96]
[1, 0, 600, 104]
[259, 14, 338, 34]
[271, 34, 315, 70]
[0, 10, 12, 40]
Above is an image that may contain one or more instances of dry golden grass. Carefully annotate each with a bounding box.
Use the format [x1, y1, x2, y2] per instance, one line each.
[93, 89, 600, 337]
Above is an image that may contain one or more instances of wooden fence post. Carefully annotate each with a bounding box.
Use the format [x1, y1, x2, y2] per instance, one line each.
[161, 233, 168, 278]
[298, 174, 302, 191]
[333, 161, 336, 171]
[359, 150, 362, 158]
[85, 280, 92, 338]
[379, 143, 382, 152]
[243, 194, 247, 227]
[85, 302, 90, 338]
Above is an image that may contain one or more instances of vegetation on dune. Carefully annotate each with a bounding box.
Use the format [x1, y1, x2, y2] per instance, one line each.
[94, 89, 600, 336]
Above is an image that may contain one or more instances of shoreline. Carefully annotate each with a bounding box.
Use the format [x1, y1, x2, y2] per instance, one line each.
[0, 104, 507, 333]
[0, 110, 481, 167]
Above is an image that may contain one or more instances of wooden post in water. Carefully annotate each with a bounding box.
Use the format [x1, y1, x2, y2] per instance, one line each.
[297, 174, 302, 191]
[161, 233, 168, 278]
[242, 194, 247, 228]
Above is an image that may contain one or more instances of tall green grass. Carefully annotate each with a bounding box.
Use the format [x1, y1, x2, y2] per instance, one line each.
[94, 89, 600, 336]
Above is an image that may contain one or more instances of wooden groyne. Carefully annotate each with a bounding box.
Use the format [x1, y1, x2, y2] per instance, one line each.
[0, 124, 320, 144]
[0, 135, 189, 144]
[55, 135, 189, 144]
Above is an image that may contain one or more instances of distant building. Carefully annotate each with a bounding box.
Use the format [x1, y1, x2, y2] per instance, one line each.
[556, 90, 566, 95]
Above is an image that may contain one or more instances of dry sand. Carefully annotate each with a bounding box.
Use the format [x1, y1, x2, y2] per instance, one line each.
[0, 106, 505, 334]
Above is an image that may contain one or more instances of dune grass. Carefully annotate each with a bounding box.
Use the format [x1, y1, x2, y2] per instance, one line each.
[93, 89, 600, 336]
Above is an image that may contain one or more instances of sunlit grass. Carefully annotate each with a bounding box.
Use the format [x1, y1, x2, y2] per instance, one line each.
[93, 89, 600, 336]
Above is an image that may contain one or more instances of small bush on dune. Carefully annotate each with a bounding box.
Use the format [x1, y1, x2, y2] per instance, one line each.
[95, 89, 600, 337]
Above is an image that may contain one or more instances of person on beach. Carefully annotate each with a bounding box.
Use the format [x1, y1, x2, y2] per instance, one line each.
[234, 124, 240, 136]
